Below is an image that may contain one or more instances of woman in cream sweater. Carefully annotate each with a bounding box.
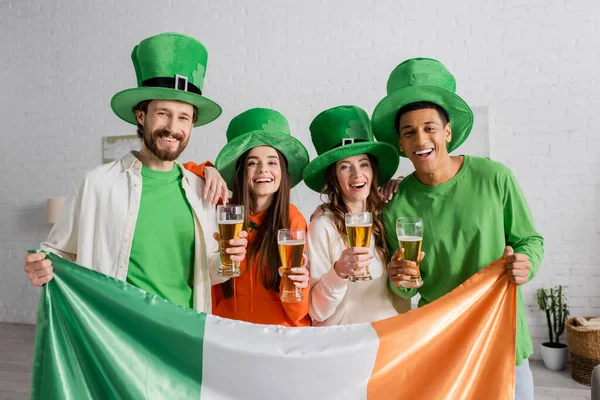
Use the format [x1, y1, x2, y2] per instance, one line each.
[303, 105, 410, 326]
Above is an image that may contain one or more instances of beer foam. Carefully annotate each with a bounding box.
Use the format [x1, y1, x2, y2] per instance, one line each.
[218, 219, 244, 224]
[397, 236, 422, 241]
[346, 224, 372, 227]
[277, 239, 305, 245]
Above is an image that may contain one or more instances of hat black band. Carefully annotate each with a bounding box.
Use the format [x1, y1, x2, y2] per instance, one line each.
[329, 138, 369, 151]
[142, 77, 202, 95]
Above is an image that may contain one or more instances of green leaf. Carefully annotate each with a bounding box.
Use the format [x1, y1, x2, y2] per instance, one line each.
[192, 63, 205, 88]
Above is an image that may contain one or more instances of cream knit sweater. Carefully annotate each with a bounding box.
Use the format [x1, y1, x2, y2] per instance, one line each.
[308, 211, 410, 326]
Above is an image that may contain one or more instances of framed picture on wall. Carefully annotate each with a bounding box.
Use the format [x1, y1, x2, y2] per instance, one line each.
[102, 135, 141, 163]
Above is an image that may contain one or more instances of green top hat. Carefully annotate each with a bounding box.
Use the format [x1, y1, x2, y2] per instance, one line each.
[215, 108, 309, 188]
[111, 32, 222, 127]
[303, 105, 399, 193]
[371, 58, 473, 157]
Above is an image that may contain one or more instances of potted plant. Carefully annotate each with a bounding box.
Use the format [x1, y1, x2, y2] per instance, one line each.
[536, 285, 569, 371]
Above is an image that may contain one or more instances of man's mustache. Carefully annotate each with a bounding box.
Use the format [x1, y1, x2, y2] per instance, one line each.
[153, 128, 183, 141]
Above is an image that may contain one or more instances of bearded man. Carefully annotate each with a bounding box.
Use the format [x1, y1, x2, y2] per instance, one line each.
[23, 33, 247, 312]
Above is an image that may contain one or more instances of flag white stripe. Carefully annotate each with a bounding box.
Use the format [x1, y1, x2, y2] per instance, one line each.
[200, 315, 380, 400]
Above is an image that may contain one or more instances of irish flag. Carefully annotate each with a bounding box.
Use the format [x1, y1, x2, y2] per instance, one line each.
[30, 252, 516, 399]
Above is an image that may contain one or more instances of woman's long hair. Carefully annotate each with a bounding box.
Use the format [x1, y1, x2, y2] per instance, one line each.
[322, 154, 388, 263]
[221, 148, 291, 298]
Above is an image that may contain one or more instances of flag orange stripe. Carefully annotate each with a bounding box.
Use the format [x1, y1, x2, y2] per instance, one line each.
[368, 258, 516, 400]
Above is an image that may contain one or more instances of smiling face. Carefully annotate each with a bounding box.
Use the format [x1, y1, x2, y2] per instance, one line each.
[136, 99, 194, 161]
[397, 108, 452, 175]
[245, 146, 283, 205]
[335, 154, 373, 207]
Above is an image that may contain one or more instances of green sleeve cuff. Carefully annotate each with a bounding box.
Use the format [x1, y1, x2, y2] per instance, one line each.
[388, 280, 418, 299]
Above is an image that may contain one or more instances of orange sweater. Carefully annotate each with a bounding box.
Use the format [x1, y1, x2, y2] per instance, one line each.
[212, 205, 310, 327]
[182, 161, 211, 180]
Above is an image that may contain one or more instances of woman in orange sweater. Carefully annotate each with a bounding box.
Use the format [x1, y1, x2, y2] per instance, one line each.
[209, 108, 311, 327]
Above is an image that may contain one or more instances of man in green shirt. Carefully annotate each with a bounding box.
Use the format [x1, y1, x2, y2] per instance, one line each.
[372, 58, 543, 400]
[24, 33, 248, 313]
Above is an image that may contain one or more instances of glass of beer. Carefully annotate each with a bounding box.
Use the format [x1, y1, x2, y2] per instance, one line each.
[277, 229, 306, 303]
[217, 204, 244, 277]
[396, 217, 424, 288]
[345, 212, 373, 282]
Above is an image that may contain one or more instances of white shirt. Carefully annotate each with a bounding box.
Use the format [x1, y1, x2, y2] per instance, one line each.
[41, 152, 224, 313]
[308, 211, 410, 326]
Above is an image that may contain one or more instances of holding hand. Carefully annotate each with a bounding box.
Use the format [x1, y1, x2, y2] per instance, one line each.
[504, 246, 531, 286]
[24, 252, 53, 286]
[387, 247, 425, 288]
[334, 247, 374, 280]
[379, 176, 404, 203]
[279, 254, 310, 289]
[309, 204, 326, 222]
[203, 166, 229, 205]
[213, 230, 249, 263]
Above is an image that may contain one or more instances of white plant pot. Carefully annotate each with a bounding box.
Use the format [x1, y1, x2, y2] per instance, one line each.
[540, 343, 568, 371]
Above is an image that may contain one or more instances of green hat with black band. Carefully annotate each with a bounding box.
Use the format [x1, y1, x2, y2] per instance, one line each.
[111, 32, 221, 127]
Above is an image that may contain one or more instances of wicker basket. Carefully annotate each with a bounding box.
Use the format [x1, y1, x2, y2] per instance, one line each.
[566, 317, 600, 386]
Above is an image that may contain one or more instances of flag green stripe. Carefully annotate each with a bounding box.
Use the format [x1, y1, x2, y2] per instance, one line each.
[30, 252, 206, 399]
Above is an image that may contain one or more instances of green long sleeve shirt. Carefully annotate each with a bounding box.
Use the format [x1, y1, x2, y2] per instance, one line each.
[383, 155, 544, 365]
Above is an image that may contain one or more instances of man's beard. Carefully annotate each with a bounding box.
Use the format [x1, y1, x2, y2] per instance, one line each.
[143, 126, 189, 162]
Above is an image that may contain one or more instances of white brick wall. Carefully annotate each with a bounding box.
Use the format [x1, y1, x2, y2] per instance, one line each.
[1, 1, 598, 360]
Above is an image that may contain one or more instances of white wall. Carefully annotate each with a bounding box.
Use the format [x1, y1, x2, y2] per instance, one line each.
[1, 0, 599, 359]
